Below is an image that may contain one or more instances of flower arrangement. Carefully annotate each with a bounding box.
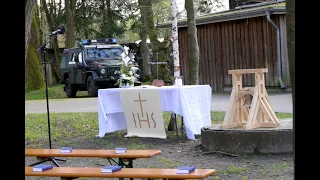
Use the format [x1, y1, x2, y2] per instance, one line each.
[114, 46, 139, 88]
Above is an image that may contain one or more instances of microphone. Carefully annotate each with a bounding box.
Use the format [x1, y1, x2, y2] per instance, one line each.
[49, 25, 66, 36]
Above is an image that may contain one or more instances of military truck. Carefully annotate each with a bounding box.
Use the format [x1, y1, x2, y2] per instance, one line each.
[59, 38, 143, 98]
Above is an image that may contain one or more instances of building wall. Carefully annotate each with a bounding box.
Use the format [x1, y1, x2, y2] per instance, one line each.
[178, 14, 290, 92]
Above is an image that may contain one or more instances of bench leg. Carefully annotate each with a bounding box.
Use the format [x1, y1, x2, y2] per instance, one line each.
[129, 160, 133, 180]
[61, 177, 78, 180]
[29, 157, 64, 167]
[55, 158, 67, 162]
[118, 158, 134, 180]
[108, 158, 134, 168]
[128, 159, 133, 168]
[51, 158, 61, 166]
[106, 158, 135, 180]
[29, 159, 48, 166]
[119, 158, 125, 180]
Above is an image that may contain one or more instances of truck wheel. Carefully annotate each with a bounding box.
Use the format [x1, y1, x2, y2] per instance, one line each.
[87, 76, 99, 97]
[65, 78, 77, 98]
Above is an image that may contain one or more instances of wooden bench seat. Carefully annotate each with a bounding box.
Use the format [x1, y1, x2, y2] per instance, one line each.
[25, 149, 161, 158]
[25, 167, 216, 180]
[25, 148, 161, 169]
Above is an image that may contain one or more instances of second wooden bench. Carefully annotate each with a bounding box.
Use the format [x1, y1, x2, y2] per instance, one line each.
[25, 148, 161, 169]
[25, 166, 217, 180]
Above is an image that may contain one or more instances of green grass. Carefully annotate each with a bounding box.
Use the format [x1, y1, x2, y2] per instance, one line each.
[275, 113, 293, 119]
[25, 111, 293, 144]
[25, 84, 88, 100]
[259, 162, 290, 178]
[225, 164, 248, 175]
[142, 81, 152, 85]
[127, 138, 147, 150]
[157, 158, 183, 168]
[25, 112, 98, 144]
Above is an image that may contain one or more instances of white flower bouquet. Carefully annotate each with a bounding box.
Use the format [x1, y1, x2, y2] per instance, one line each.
[114, 46, 140, 88]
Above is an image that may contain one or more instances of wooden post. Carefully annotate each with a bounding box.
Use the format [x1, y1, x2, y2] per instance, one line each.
[222, 68, 280, 130]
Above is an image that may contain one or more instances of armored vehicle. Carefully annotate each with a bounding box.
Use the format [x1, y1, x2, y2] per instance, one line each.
[59, 38, 143, 98]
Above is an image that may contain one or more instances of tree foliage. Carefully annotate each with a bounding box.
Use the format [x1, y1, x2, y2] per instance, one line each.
[195, 0, 225, 15]
[40, 0, 62, 83]
[31, 0, 212, 87]
[73, 0, 136, 40]
[138, 0, 171, 82]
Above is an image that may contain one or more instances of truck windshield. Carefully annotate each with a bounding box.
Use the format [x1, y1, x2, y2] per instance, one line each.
[86, 48, 123, 59]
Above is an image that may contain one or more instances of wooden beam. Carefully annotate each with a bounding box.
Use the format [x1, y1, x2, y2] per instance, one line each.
[223, 123, 239, 129]
[245, 88, 259, 125]
[259, 98, 273, 122]
[238, 90, 254, 99]
[223, 68, 279, 130]
[262, 98, 280, 124]
[228, 68, 268, 75]
[223, 88, 237, 126]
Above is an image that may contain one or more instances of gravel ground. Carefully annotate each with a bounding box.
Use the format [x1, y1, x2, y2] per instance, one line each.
[25, 129, 293, 180]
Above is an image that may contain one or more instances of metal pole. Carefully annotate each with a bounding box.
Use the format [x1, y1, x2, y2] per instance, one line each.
[43, 49, 52, 149]
[156, 52, 159, 79]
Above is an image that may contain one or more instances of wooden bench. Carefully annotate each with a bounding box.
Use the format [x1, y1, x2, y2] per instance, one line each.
[25, 166, 216, 180]
[25, 149, 161, 169]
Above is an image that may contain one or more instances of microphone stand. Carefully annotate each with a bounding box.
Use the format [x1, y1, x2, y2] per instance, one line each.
[29, 33, 66, 167]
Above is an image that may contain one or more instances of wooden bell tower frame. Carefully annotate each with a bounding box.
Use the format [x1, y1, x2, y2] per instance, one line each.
[222, 68, 280, 130]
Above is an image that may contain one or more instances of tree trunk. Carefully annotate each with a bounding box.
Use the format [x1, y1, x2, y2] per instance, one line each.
[25, 0, 37, 82]
[171, 0, 180, 77]
[65, 0, 77, 48]
[140, 30, 151, 79]
[82, 0, 89, 39]
[286, 0, 295, 162]
[58, 0, 62, 12]
[35, 2, 42, 44]
[138, 0, 171, 82]
[100, 0, 113, 38]
[185, 0, 199, 85]
[100, 0, 107, 37]
[106, 0, 113, 37]
[41, 0, 61, 83]
[26, 8, 45, 91]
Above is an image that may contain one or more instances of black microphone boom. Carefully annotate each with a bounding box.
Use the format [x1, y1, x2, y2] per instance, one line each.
[49, 25, 66, 36]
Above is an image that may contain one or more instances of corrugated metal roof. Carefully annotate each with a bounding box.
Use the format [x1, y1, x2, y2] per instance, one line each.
[157, 2, 286, 29]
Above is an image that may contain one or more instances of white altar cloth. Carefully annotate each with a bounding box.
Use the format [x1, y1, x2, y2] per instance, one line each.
[97, 85, 212, 140]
